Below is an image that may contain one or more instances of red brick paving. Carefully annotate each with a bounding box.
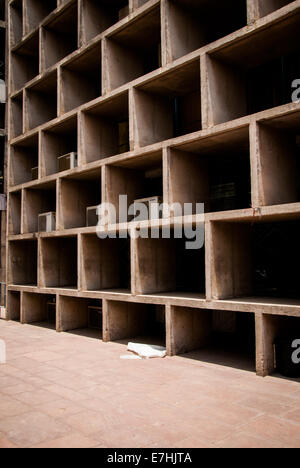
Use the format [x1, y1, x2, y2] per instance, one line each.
[0, 320, 300, 448]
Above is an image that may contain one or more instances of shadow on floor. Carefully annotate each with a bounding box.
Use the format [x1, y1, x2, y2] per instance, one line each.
[65, 328, 102, 340]
[180, 345, 256, 373]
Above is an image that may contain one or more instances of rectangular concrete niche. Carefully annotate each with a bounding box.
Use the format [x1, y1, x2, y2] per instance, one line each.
[22, 293, 56, 327]
[40, 236, 77, 289]
[41, 116, 77, 177]
[257, 115, 300, 207]
[9, 0, 23, 46]
[81, 235, 131, 292]
[10, 92, 23, 138]
[7, 291, 21, 321]
[169, 127, 251, 214]
[81, 0, 129, 43]
[171, 307, 255, 372]
[257, 0, 295, 18]
[106, 5, 161, 90]
[207, 13, 300, 125]
[23, 181, 56, 234]
[10, 133, 39, 186]
[135, 231, 205, 297]
[11, 32, 39, 93]
[24, 0, 57, 35]
[106, 150, 163, 222]
[9, 239, 38, 286]
[166, 0, 247, 61]
[105, 301, 166, 346]
[134, 60, 201, 147]
[41, 1, 78, 70]
[211, 219, 300, 302]
[256, 313, 300, 377]
[8, 191, 21, 235]
[61, 44, 102, 113]
[58, 296, 103, 337]
[26, 71, 57, 130]
[60, 169, 101, 229]
[82, 92, 129, 164]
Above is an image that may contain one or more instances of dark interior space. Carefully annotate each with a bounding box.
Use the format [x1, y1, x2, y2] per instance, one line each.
[168, 0, 247, 60]
[175, 237, 205, 294]
[83, 92, 129, 162]
[185, 311, 256, 372]
[253, 221, 300, 300]
[26, 71, 57, 129]
[9, 240, 38, 286]
[42, 1, 78, 69]
[42, 116, 77, 177]
[135, 60, 201, 145]
[82, 0, 129, 42]
[208, 154, 251, 212]
[61, 44, 102, 112]
[11, 32, 39, 92]
[41, 236, 78, 289]
[107, 6, 161, 89]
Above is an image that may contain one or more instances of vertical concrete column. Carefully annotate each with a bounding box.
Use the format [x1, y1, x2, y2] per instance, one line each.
[167, 305, 212, 356]
[255, 312, 281, 377]
[200, 54, 210, 130]
[247, 0, 260, 24]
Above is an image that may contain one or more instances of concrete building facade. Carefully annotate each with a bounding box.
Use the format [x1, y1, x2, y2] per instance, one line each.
[6, 0, 300, 376]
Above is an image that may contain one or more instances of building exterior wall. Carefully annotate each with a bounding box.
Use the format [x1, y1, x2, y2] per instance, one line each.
[6, 0, 300, 376]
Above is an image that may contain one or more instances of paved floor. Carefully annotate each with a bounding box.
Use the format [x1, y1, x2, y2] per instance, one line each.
[0, 320, 300, 448]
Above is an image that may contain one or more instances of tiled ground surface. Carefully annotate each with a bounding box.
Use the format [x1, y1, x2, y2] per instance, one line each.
[1, 320, 300, 448]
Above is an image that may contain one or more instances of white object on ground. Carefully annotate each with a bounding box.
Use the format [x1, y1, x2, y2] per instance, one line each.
[120, 354, 142, 360]
[127, 342, 167, 359]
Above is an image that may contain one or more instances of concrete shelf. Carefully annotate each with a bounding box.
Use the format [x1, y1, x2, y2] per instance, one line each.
[82, 92, 129, 164]
[206, 12, 300, 125]
[7, 0, 300, 377]
[210, 219, 300, 302]
[25, 71, 58, 130]
[41, 115, 77, 177]
[168, 129, 251, 214]
[81, 235, 131, 292]
[81, 0, 129, 44]
[165, 0, 247, 62]
[133, 60, 201, 147]
[60, 44, 102, 113]
[8, 239, 38, 286]
[40, 236, 78, 289]
[23, 181, 57, 234]
[59, 169, 101, 229]
[104, 5, 161, 90]
[41, 1, 78, 70]
[169, 306, 256, 372]
[22, 292, 56, 326]
[10, 133, 39, 186]
[105, 150, 163, 223]
[57, 295, 103, 337]
[104, 300, 166, 346]
[11, 32, 39, 92]
[256, 115, 300, 207]
[24, 0, 57, 36]
[134, 231, 206, 296]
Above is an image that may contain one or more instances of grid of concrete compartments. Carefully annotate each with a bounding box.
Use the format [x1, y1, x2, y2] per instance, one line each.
[6, 0, 300, 377]
[0, 0, 6, 303]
